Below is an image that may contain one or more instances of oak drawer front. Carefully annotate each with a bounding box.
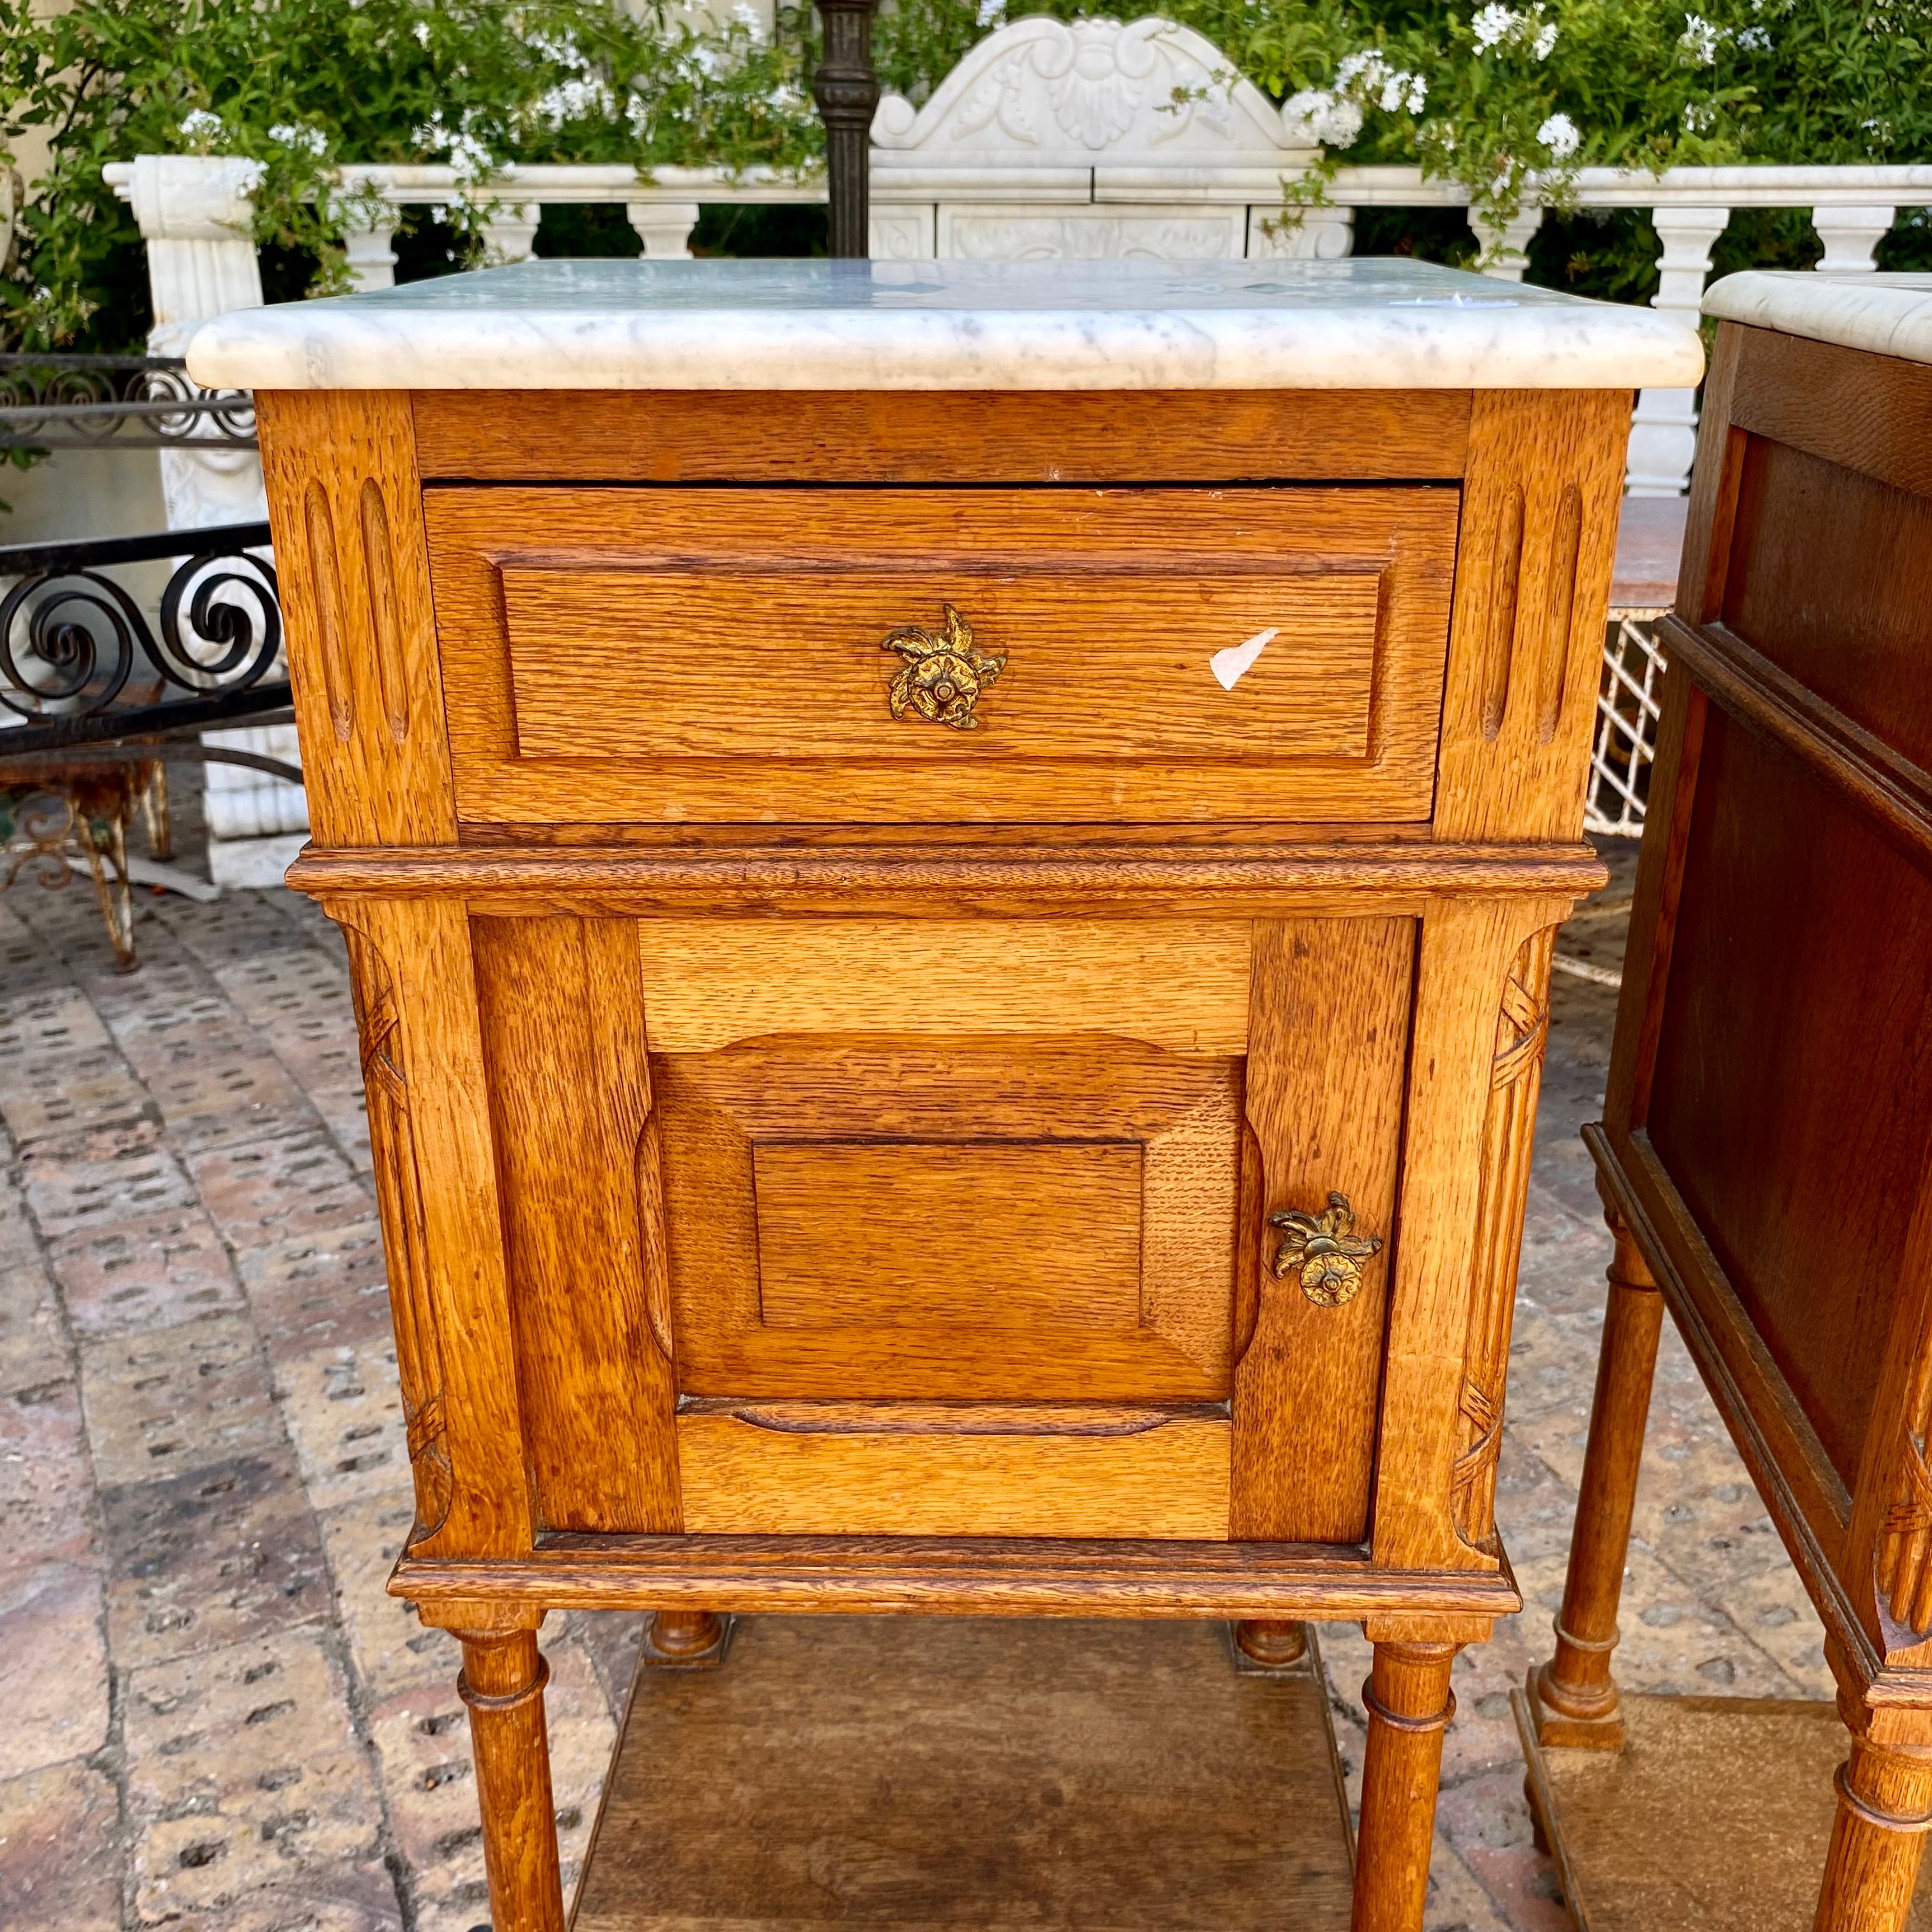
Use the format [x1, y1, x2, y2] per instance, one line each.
[426, 485, 1457, 824]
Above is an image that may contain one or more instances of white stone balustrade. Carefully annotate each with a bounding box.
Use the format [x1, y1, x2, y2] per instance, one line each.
[100, 157, 307, 888]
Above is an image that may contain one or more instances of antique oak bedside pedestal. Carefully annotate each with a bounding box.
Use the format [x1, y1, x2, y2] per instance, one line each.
[1519, 272, 1932, 1932]
[188, 259, 1699, 1932]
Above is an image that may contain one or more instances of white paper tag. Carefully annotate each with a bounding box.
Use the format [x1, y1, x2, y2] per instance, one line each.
[1209, 627, 1278, 692]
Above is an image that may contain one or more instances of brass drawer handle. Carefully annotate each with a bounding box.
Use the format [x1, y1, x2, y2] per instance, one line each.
[1271, 1192, 1383, 1307]
[882, 604, 1006, 732]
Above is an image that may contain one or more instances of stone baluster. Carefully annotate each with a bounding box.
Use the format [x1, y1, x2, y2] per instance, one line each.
[1250, 205, 1354, 260]
[1624, 203, 1729, 499]
[1472, 204, 1544, 281]
[626, 201, 702, 259]
[107, 156, 311, 885]
[1811, 205, 1896, 272]
[342, 216, 399, 292]
[480, 204, 541, 263]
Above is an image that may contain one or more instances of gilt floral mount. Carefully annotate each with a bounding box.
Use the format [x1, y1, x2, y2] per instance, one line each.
[882, 604, 1007, 731]
[1271, 1191, 1383, 1308]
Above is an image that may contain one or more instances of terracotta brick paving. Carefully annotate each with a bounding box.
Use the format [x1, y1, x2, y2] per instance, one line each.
[0, 804, 1831, 1931]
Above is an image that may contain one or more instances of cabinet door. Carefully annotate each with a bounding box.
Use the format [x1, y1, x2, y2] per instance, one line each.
[472, 912, 1413, 1542]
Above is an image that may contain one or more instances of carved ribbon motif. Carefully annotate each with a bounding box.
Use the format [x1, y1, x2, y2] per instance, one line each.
[342, 925, 452, 1545]
[1450, 932, 1553, 1554]
[1879, 1385, 1932, 1640]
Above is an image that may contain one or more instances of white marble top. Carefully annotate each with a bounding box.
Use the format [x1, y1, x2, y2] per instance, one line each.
[185, 258, 1703, 392]
[1704, 271, 1932, 367]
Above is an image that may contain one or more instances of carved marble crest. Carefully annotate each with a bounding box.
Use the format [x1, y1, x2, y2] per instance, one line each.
[871, 16, 1318, 171]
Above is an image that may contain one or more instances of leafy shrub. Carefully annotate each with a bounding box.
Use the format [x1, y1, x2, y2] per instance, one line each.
[1, 0, 1926, 350]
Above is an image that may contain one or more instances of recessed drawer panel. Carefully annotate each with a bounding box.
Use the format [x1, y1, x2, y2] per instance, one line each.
[426, 485, 1457, 824]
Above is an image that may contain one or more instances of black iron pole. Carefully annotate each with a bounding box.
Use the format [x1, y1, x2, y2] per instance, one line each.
[813, 0, 881, 258]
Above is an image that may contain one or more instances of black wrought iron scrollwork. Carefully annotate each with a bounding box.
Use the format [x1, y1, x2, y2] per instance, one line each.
[0, 521, 288, 758]
[0, 534, 279, 728]
[0, 354, 256, 451]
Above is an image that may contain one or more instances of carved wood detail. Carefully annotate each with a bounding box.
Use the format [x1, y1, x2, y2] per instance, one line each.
[341, 921, 452, 1544]
[1878, 1337, 1932, 1637]
[1449, 926, 1554, 1554]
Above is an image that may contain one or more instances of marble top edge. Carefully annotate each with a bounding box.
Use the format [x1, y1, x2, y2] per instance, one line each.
[1703, 270, 1932, 368]
[268, 257, 1590, 312]
[187, 256, 1705, 392]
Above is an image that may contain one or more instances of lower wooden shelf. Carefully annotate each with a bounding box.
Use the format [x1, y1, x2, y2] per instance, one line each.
[574, 1614, 1355, 1931]
[1515, 1690, 1932, 1931]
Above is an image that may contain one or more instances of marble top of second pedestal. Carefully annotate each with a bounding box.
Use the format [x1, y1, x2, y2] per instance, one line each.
[1704, 270, 1932, 367]
[185, 256, 1704, 393]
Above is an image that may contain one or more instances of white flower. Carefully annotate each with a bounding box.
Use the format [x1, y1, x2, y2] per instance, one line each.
[730, 1, 766, 38]
[536, 75, 615, 129]
[1471, 3, 1520, 49]
[413, 19, 430, 46]
[1736, 24, 1770, 47]
[1682, 100, 1716, 131]
[1533, 19, 1559, 57]
[179, 107, 226, 146]
[1537, 111, 1580, 158]
[1680, 13, 1723, 63]
[975, 0, 1005, 22]
[1283, 89, 1365, 148]
[267, 121, 328, 156]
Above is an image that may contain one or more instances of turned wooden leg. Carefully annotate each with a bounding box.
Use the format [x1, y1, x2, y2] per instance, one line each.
[457, 1629, 565, 1932]
[1529, 1212, 1664, 1749]
[1351, 1641, 1459, 1932]
[1234, 1618, 1308, 1668]
[643, 1607, 732, 1666]
[1814, 1723, 1932, 1932]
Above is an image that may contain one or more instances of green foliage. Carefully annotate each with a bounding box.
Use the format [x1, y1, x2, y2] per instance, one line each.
[0, 0, 822, 348]
[1, 0, 1926, 351]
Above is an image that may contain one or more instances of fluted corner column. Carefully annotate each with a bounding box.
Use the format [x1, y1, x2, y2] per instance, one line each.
[813, 0, 882, 258]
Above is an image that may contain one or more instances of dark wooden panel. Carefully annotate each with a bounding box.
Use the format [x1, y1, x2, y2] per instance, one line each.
[470, 914, 681, 1533]
[1729, 324, 1932, 506]
[572, 1616, 1353, 1932]
[413, 386, 1471, 483]
[1643, 710, 1932, 1485]
[1723, 433, 1932, 780]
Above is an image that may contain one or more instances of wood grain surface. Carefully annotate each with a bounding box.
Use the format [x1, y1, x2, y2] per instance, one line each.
[424, 484, 1457, 825]
[395, 1533, 1521, 1621]
[654, 1033, 1240, 1401]
[256, 390, 457, 846]
[571, 1615, 1354, 1932]
[633, 917, 1252, 1054]
[675, 1407, 1230, 1538]
[470, 915, 680, 1534]
[502, 564, 1387, 760]
[291, 838, 1610, 914]
[1432, 389, 1632, 843]
[1232, 917, 1414, 1543]
[750, 1138, 1144, 1332]
[1643, 709, 1932, 1489]
[411, 385, 1471, 483]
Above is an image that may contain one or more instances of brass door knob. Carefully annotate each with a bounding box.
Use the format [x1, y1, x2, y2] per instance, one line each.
[882, 604, 1006, 731]
[1271, 1192, 1382, 1307]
